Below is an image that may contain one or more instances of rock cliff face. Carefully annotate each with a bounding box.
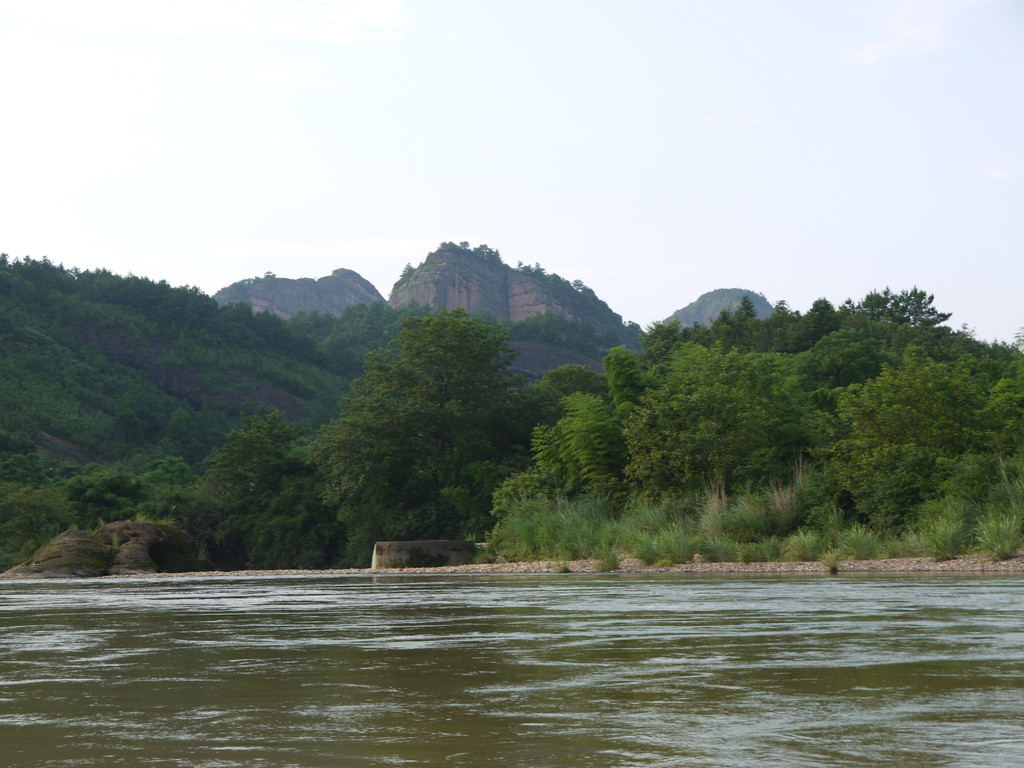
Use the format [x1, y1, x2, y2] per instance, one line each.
[214, 268, 384, 319]
[389, 244, 634, 345]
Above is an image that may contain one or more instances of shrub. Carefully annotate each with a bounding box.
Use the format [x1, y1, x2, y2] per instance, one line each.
[838, 523, 878, 561]
[819, 549, 841, 574]
[784, 529, 823, 562]
[655, 524, 694, 564]
[594, 546, 620, 572]
[699, 534, 739, 563]
[725, 493, 770, 542]
[921, 508, 970, 561]
[974, 511, 1023, 561]
[740, 537, 783, 563]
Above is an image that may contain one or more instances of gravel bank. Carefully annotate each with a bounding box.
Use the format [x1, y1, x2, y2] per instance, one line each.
[105, 552, 1024, 579]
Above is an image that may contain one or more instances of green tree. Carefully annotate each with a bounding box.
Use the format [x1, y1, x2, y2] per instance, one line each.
[0, 483, 75, 568]
[827, 348, 998, 527]
[603, 346, 650, 413]
[532, 393, 626, 498]
[854, 287, 951, 328]
[798, 328, 892, 390]
[313, 309, 526, 563]
[62, 467, 144, 529]
[625, 344, 810, 495]
[200, 411, 340, 568]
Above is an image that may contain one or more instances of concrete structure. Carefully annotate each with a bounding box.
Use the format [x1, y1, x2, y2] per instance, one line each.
[371, 540, 476, 569]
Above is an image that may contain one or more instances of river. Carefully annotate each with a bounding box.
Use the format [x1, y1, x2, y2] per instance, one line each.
[2, 573, 1023, 767]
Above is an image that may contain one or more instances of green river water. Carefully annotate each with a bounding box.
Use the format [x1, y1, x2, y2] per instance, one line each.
[1, 573, 1023, 767]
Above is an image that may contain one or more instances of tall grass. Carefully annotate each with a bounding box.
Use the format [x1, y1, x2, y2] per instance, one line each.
[811, 504, 847, 550]
[920, 503, 970, 561]
[740, 537, 783, 563]
[783, 529, 823, 562]
[488, 495, 615, 561]
[697, 485, 728, 540]
[974, 511, 1023, 561]
[654, 523, 695, 564]
[698, 534, 740, 563]
[838, 523, 878, 561]
[724, 482, 803, 543]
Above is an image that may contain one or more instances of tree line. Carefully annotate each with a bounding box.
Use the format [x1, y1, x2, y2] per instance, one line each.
[2, 253, 1022, 569]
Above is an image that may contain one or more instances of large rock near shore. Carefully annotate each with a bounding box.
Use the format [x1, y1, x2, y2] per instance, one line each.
[1, 521, 212, 578]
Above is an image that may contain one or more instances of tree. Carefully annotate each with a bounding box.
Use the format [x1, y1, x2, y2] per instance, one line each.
[798, 328, 892, 390]
[625, 344, 810, 495]
[855, 287, 951, 328]
[603, 346, 650, 413]
[313, 310, 526, 562]
[827, 348, 998, 527]
[640, 319, 686, 368]
[537, 364, 609, 401]
[532, 393, 626, 498]
[200, 411, 340, 568]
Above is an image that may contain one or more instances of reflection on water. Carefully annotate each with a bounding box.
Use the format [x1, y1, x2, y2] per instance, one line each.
[2, 574, 1024, 767]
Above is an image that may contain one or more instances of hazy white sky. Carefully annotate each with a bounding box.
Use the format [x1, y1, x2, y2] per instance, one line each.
[1, 0, 1021, 341]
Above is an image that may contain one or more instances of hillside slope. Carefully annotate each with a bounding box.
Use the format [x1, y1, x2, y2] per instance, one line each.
[0, 257, 352, 465]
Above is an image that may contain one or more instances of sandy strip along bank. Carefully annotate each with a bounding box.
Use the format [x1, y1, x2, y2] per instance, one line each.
[103, 553, 1024, 578]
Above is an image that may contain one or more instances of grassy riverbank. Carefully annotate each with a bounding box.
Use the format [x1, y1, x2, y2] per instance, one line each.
[486, 474, 1024, 573]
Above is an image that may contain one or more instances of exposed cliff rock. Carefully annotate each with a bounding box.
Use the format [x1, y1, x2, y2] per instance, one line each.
[214, 268, 384, 319]
[2, 522, 213, 578]
[389, 243, 638, 350]
[668, 288, 774, 327]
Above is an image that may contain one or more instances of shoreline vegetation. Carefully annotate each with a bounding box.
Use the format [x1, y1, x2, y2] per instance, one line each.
[3, 258, 1023, 575]
[98, 552, 1024, 579]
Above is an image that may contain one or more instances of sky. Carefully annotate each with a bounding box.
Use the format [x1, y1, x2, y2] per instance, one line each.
[1, 0, 1021, 342]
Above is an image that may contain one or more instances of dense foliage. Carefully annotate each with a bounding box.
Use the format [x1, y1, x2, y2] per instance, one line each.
[2, 251, 1022, 570]
[493, 292, 1024, 564]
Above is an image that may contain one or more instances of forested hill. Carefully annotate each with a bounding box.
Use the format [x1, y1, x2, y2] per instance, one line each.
[0, 255, 397, 466]
[0, 253, 622, 468]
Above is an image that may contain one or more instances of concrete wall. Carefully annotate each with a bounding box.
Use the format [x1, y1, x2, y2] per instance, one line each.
[371, 540, 476, 569]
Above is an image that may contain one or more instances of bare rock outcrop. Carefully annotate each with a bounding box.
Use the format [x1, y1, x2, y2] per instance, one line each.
[389, 243, 636, 349]
[2, 522, 213, 578]
[214, 268, 385, 319]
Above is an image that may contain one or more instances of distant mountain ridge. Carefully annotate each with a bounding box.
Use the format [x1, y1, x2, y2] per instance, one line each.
[210, 246, 777, 351]
[668, 288, 774, 327]
[214, 268, 384, 319]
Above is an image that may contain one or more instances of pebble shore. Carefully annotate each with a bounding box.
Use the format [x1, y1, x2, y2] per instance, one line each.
[106, 552, 1024, 578]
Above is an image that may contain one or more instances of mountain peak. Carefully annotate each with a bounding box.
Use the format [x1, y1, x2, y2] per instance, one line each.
[214, 269, 384, 319]
[668, 288, 773, 327]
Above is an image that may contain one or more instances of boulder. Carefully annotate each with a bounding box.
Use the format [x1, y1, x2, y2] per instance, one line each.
[1, 529, 115, 578]
[95, 521, 209, 575]
[2, 521, 213, 578]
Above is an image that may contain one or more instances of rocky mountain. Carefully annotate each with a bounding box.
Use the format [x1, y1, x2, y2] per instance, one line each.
[389, 242, 639, 350]
[214, 268, 384, 319]
[669, 288, 774, 327]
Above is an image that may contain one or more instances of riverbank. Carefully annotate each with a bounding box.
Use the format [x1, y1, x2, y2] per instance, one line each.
[104, 552, 1024, 578]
